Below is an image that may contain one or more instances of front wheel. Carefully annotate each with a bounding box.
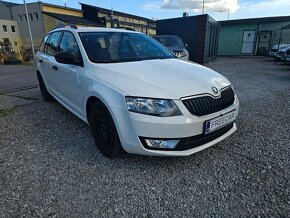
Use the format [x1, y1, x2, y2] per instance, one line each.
[89, 102, 122, 158]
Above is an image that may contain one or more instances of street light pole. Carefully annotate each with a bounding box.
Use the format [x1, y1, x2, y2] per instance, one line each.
[24, 0, 35, 62]
[202, 0, 205, 14]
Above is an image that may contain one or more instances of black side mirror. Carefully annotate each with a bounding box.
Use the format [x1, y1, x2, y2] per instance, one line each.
[55, 52, 83, 67]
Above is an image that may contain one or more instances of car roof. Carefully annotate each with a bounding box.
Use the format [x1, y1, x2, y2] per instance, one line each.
[49, 27, 139, 34]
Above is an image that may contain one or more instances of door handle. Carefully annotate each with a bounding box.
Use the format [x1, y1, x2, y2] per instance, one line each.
[39, 59, 43, 63]
[52, 65, 58, 70]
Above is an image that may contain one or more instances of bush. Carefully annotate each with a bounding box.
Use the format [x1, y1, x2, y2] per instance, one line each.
[4, 54, 21, 65]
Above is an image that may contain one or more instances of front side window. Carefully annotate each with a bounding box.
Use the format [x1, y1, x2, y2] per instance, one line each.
[2, 25, 7, 33]
[59, 31, 82, 61]
[79, 32, 174, 63]
[46, 32, 62, 56]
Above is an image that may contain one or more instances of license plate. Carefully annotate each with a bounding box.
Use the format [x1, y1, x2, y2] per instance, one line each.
[204, 110, 236, 134]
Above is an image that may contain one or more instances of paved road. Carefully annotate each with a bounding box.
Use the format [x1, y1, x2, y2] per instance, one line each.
[0, 65, 37, 92]
[0, 58, 289, 217]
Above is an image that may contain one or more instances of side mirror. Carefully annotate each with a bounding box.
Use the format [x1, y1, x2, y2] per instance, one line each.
[55, 52, 83, 67]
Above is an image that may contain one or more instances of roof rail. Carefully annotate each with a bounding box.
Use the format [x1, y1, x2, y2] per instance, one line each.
[51, 23, 78, 31]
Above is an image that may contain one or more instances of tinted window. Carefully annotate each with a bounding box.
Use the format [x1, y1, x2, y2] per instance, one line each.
[46, 32, 62, 56]
[154, 36, 184, 48]
[39, 34, 49, 52]
[59, 31, 82, 62]
[79, 32, 174, 63]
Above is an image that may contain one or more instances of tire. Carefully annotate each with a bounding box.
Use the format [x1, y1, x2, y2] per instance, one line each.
[37, 72, 54, 102]
[89, 102, 122, 158]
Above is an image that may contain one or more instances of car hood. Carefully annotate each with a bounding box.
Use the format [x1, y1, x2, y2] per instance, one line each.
[91, 59, 231, 99]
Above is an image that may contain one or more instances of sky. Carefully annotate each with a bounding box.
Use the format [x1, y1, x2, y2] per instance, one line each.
[9, 0, 290, 21]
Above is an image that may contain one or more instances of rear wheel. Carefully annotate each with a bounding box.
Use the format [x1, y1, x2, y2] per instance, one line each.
[37, 72, 54, 102]
[89, 102, 122, 158]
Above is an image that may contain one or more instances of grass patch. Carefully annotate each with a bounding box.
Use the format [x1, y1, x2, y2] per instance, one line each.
[0, 106, 18, 118]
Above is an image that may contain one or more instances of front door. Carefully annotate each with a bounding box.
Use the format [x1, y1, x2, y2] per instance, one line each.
[257, 31, 272, 56]
[241, 30, 256, 54]
[54, 31, 85, 117]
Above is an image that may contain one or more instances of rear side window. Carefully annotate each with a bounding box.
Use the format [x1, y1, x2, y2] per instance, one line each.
[46, 31, 62, 56]
[39, 34, 49, 52]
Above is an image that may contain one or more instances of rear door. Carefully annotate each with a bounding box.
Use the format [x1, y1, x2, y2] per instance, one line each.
[53, 31, 85, 116]
[42, 31, 63, 94]
[241, 30, 256, 54]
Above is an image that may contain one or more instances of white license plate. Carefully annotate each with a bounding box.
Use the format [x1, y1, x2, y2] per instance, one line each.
[204, 110, 236, 134]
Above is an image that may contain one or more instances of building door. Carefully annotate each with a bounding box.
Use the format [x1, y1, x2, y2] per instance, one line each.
[257, 31, 272, 56]
[241, 30, 256, 54]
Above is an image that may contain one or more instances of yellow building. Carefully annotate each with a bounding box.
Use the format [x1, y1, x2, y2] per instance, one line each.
[81, 3, 156, 36]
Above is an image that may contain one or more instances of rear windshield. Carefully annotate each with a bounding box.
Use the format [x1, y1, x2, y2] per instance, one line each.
[154, 36, 184, 48]
[79, 32, 175, 63]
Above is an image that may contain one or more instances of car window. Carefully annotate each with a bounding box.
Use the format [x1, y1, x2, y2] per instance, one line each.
[59, 31, 82, 62]
[39, 34, 49, 52]
[79, 32, 175, 63]
[46, 31, 62, 56]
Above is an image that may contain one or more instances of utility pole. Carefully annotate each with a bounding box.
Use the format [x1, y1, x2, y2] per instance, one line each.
[24, 0, 35, 62]
[202, 0, 205, 14]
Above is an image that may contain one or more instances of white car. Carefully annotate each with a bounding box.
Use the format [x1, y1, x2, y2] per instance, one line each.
[36, 27, 239, 157]
[284, 48, 290, 62]
[269, 44, 290, 59]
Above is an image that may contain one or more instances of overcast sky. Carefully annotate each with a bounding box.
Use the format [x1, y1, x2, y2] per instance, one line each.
[9, 0, 290, 21]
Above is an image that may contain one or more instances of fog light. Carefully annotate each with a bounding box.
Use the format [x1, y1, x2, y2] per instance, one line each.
[145, 139, 179, 149]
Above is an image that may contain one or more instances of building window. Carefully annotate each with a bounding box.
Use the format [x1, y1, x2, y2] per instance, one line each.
[23, 14, 27, 21]
[34, 12, 39, 20]
[29, 13, 33, 21]
[11, 26, 16, 32]
[2, 25, 8, 32]
[18, 15, 22, 22]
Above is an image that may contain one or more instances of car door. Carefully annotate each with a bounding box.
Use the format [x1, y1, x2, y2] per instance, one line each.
[37, 34, 50, 84]
[53, 31, 85, 117]
[42, 31, 63, 95]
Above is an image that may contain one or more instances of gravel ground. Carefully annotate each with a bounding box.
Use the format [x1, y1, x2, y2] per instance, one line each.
[0, 57, 289, 217]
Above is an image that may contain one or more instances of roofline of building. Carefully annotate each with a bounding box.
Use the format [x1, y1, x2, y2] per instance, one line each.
[0, 0, 20, 6]
[80, 3, 155, 23]
[42, 11, 100, 26]
[220, 15, 290, 25]
[40, 1, 82, 12]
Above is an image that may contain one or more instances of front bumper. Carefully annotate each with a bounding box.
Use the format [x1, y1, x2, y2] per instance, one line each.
[112, 95, 239, 156]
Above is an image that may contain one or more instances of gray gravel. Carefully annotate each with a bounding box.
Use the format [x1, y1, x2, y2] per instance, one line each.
[0, 57, 289, 217]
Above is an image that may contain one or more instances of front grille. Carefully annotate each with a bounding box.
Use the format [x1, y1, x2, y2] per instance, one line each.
[182, 87, 235, 116]
[140, 123, 234, 151]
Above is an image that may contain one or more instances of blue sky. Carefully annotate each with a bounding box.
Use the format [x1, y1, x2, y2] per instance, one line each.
[9, 0, 290, 21]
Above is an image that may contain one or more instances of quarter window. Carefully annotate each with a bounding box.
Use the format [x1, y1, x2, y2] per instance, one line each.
[46, 32, 62, 56]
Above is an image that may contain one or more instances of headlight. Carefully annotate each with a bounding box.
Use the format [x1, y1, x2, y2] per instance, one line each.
[125, 97, 181, 117]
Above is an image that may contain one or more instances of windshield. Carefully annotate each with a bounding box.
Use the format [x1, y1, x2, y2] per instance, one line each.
[79, 32, 175, 63]
[154, 36, 184, 48]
